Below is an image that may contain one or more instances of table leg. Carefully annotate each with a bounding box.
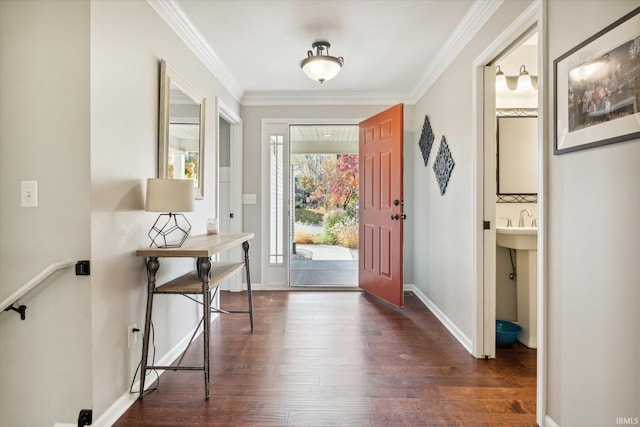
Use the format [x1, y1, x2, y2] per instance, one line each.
[242, 241, 253, 331]
[197, 256, 212, 399]
[140, 256, 159, 398]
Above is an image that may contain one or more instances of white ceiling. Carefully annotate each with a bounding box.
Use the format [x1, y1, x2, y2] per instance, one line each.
[150, 0, 503, 105]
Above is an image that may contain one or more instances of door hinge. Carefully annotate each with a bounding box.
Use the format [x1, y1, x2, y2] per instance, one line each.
[483, 221, 490, 230]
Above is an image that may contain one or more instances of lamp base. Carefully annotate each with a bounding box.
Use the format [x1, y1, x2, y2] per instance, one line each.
[148, 213, 191, 248]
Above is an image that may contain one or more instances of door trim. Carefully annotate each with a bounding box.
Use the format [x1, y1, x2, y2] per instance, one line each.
[216, 98, 243, 291]
[471, 1, 546, 425]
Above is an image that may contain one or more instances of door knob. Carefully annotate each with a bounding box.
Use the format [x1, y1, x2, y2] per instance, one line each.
[390, 214, 399, 220]
[400, 214, 407, 220]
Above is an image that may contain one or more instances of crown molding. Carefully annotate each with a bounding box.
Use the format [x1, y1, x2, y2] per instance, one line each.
[242, 91, 407, 107]
[147, 0, 245, 103]
[408, 0, 504, 104]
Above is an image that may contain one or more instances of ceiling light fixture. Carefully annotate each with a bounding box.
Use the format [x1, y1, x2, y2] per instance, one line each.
[300, 41, 344, 84]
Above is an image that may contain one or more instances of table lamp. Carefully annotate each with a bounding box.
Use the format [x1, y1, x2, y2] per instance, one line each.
[146, 178, 194, 248]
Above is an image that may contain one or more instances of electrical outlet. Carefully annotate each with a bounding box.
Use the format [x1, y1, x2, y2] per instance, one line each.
[21, 180, 38, 207]
[127, 323, 138, 348]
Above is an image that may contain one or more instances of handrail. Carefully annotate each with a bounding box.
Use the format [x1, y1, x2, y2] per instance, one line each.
[1, 260, 75, 319]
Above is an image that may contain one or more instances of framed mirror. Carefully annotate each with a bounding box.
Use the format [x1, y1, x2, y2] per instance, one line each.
[159, 59, 205, 199]
[496, 109, 538, 197]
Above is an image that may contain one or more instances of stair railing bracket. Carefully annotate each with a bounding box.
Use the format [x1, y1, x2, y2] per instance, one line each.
[4, 304, 27, 320]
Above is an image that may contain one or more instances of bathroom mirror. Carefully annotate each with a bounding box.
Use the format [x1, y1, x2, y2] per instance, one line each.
[496, 110, 538, 196]
[159, 59, 205, 199]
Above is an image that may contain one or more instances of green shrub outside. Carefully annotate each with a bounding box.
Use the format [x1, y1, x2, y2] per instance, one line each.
[295, 208, 323, 225]
[323, 208, 347, 230]
[294, 207, 359, 248]
[313, 231, 336, 245]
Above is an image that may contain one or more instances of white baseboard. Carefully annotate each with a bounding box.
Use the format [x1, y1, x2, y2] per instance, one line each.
[404, 284, 473, 354]
[544, 415, 560, 427]
[242, 281, 265, 291]
[91, 317, 215, 427]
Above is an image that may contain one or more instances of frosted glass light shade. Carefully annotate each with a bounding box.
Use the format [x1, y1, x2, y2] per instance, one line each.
[301, 56, 343, 83]
[495, 65, 508, 92]
[495, 74, 509, 92]
[516, 65, 535, 92]
[145, 178, 194, 213]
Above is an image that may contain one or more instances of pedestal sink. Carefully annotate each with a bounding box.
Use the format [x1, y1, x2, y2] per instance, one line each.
[496, 226, 537, 250]
[496, 227, 537, 348]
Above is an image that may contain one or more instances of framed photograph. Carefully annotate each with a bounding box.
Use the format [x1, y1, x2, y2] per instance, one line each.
[554, 7, 640, 154]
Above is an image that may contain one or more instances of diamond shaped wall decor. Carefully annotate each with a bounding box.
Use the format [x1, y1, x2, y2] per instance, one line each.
[418, 115, 435, 166]
[433, 136, 454, 195]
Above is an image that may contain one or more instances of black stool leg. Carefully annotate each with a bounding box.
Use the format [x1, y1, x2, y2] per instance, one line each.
[243, 241, 253, 331]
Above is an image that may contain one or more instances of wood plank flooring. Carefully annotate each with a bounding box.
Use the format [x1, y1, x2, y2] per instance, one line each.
[114, 291, 536, 426]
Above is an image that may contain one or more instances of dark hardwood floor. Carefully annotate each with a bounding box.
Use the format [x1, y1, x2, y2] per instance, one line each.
[114, 291, 536, 426]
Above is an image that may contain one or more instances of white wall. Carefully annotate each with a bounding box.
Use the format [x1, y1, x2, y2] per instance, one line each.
[241, 104, 414, 287]
[0, 1, 93, 425]
[546, 1, 640, 425]
[90, 0, 240, 421]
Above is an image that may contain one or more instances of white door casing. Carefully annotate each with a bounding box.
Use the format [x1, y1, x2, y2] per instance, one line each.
[217, 97, 243, 291]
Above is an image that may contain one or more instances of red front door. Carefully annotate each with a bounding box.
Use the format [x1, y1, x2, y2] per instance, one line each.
[358, 104, 404, 307]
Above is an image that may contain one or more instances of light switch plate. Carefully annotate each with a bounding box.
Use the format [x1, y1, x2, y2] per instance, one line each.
[242, 194, 256, 204]
[21, 181, 38, 207]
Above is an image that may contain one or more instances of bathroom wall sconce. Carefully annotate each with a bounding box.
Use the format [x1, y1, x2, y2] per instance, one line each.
[496, 64, 538, 92]
[516, 65, 535, 92]
[495, 65, 509, 92]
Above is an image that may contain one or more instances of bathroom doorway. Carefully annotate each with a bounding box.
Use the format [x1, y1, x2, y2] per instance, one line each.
[475, 16, 541, 357]
[474, 3, 545, 424]
[491, 31, 540, 352]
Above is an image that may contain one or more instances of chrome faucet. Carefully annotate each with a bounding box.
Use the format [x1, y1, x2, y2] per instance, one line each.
[500, 217, 513, 227]
[519, 209, 532, 227]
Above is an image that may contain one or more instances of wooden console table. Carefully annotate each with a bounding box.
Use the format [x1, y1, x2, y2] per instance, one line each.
[135, 233, 254, 399]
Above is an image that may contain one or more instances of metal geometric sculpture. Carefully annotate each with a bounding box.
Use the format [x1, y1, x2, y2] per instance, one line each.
[433, 136, 455, 195]
[418, 115, 435, 166]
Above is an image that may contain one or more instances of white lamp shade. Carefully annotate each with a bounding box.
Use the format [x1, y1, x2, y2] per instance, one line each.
[145, 178, 194, 212]
[301, 56, 342, 83]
